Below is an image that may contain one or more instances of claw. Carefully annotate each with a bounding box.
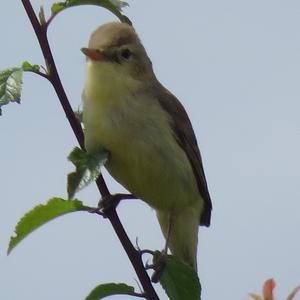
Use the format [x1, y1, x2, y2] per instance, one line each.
[151, 253, 169, 283]
[95, 193, 137, 217]
[97, 194, 120, 217]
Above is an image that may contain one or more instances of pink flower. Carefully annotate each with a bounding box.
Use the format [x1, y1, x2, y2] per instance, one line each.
[249, 278, 300, 300]
[263, 278, 276, 300]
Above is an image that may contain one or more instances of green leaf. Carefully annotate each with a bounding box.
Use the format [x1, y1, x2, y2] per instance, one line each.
[51, 0, 131, 24]
[153, 252, 201, 300]
[8, 198, 89, 255]
[0, 68, 23, 115]
[67, 147, 109, 199]
[21, 61, 41, 73]
[85, 283, 135, 300]
[51, 2, 66, 15]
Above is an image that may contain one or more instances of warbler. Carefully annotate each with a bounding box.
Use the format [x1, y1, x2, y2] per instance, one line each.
[81, 22, 212, 271]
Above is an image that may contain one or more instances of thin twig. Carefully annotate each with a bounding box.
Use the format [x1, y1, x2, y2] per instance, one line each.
[24, 69, 49, 80]
[108, 209, 159, 299]
[140, 249, 155, 257]
[114, 193, 137, 201]
[126, 291, 148, 298]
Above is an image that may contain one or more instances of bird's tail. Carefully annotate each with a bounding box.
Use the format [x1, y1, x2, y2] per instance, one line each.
[156, 203, 200, 271]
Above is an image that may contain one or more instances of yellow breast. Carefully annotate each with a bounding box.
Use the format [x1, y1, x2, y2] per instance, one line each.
[82, 61, 200, 212]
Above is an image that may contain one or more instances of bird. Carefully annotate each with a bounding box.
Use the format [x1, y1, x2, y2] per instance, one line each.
[81, 21, 212, 271]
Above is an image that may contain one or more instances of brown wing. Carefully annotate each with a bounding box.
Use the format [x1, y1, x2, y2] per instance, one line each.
[156, 85, 212, 226]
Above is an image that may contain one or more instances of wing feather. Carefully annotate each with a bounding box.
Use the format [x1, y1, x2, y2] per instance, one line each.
[156, 86, 212, 226]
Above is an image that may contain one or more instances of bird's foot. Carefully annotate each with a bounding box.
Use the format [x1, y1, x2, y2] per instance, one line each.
[89, 193, 137, 217]
[147, 250, 171, 283]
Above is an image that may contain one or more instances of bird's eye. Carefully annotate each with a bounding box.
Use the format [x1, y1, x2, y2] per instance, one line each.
[120, 48, 132, 60]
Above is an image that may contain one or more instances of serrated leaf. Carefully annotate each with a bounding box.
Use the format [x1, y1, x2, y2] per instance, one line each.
[85, 283, 135, 300]
[51, 0, 131, 24]
[8, 198, 89, 254]
[0, 68, 23, 115]
[153, 252, 201, 300]
[21, 61, 41, 73]
[67, 147, 109, 199]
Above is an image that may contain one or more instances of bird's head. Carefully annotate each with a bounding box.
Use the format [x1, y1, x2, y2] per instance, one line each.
[81, 22, 155, 87]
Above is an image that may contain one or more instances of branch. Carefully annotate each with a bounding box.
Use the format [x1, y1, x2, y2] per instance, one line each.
[21, 1, 85, 146]
[20, 1, 159, 299]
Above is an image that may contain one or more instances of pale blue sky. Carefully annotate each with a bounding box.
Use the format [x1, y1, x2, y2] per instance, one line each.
[1, 1, 300, 299]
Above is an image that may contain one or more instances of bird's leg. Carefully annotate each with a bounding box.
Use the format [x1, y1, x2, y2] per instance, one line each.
[163, 212, 176, 255]
[151, 212, 176, 283]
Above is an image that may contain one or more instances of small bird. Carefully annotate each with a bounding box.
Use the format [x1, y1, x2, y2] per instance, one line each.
[81, 22, 212, 271]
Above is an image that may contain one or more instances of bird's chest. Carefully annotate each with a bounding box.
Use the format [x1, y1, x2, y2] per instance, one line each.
[83, 93, 151, 155]
[83, 93, 197, 211]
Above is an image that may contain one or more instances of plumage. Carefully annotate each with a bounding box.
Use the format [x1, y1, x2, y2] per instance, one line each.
[82, 22, 212, 270]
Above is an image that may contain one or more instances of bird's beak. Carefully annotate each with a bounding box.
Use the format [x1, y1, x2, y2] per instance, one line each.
[81, 48, 107, 61]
